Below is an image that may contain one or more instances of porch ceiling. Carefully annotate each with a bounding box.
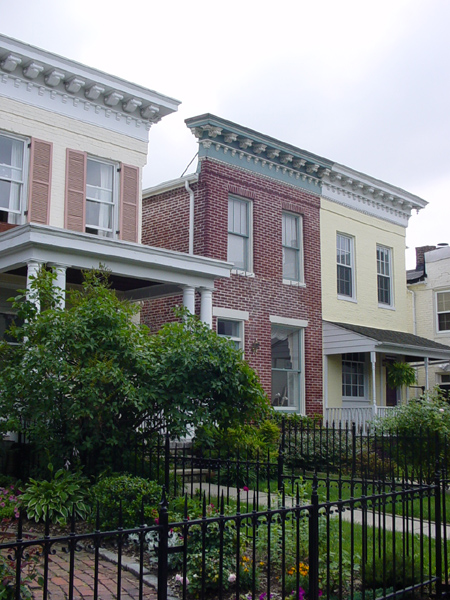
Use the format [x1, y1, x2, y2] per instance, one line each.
[323, 321, 450, 361]
[0, 224, 231, 299]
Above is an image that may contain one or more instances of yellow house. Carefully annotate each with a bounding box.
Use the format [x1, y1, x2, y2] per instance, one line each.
[320, 165, 450, 429]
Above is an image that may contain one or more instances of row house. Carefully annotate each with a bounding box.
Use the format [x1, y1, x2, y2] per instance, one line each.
[0, 34, 230, 336]
[143, 114, 450, 422]
[407, 244, 450, 397]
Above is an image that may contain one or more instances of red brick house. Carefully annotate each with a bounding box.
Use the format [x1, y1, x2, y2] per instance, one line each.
[142, 114, 332, 416]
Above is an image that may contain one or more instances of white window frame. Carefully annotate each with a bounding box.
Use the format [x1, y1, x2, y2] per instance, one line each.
[377, 245, 393, 307]
[336, 233, 355, 301]
[227, 196, 253, 275]
[341, 353, 367, 402]
[436, 290, 450, 333]
[282, 212, 304, 285]
[85, 156, 119, 239]
[216, 318, 244, 351]
[0, 131, 28, 225]
[269, 315, 307, 414]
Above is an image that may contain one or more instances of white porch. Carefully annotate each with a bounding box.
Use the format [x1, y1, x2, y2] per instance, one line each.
[323, 321, 450, 432]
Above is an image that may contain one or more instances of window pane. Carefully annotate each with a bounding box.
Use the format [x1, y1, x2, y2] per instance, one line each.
[438, 292, 450, 313]
[228, 233, 247, 270]
[271, 370, 298, 408]
[342, 353, 365, 397]
[282, 213, 298, 248]
[337, 264, 352, 296]
[228, 198, 248, 236]
[283, 247, 299, 280]
[439, 313, 450, 331]
[217, 320, 239, 337]
[86, 200, 113, 232]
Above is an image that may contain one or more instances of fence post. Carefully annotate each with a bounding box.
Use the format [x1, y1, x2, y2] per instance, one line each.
[435, 438, 443, 600]
[164, 433, 170, 493]
[309, 473, 320, 600]
[157, 487, 169, 600]
[351, 422, 357, 478]
[277, 418, 285, 492]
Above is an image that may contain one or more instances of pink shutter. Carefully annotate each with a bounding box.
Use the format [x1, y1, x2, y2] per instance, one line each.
[28, 139, 52, 224]
[65, 149, 86, 232]
[119, 164, 139, 242]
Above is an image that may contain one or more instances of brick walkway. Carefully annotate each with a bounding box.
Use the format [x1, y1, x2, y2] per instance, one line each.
[28, 545, 159, 600]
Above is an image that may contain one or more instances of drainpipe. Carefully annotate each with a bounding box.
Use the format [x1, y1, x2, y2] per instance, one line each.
[185, 179, 195, 255]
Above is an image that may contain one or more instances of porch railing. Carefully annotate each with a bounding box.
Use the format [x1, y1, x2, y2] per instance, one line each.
[325, 405, 398, 433]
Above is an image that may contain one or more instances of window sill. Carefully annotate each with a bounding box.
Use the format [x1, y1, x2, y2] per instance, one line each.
[337, 295, 357, 303]
[231, 269, 255, 278]
[283, 279, 306, 288]
[378, 303, 395, 311]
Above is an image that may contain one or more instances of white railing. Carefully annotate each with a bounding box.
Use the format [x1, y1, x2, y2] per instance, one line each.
[324, 406, 398, 434]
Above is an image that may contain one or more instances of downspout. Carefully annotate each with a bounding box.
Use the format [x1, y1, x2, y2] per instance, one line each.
[185, 179, 195, 255]
[408, 288, 417, 335]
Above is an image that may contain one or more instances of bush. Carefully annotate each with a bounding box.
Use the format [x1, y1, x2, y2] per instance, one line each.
[90, 474, 162, 529]
[20, 465, 90, 525]
[363, 547, 421, 589]
[375, 389, 450, 478]
[192, 420, 281, 488]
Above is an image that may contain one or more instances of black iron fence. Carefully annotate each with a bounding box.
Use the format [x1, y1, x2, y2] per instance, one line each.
[0, 468, 448, 599]
[2, 422, 450, 599]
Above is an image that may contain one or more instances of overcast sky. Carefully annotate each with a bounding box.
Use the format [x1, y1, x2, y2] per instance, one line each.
[2, 0, 449, 268]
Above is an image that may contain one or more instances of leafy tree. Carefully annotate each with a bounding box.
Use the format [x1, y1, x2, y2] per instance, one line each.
[0, 268, 268, 474]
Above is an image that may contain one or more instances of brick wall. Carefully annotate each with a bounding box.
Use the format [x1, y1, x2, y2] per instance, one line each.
[142, 157, 323, 416]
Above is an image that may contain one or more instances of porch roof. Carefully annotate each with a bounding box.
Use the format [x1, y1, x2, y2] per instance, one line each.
[0, 224, 231, 299]
[323, 321, 450, 362]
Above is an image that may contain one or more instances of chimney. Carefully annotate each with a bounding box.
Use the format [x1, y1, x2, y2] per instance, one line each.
[415, 245, 436, 269]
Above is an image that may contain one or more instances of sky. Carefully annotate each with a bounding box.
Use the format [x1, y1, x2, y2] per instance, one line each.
[1, 0, 449, 268]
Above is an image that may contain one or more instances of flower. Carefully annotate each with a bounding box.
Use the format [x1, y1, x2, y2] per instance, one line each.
[243, 486, 249, 492]
[175, 574, 189, 586]
[228, 573, 236, 583]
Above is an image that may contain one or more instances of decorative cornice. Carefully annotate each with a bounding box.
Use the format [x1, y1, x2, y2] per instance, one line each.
[0, 34, 180, 142]
[186, 114, 332, 191]
[322, 164, 427, 227]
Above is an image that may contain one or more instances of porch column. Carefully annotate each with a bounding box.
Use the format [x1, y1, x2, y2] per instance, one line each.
[182, 286, 196, 316]
[50, 264, 67, 309]
[424, 357, 429, 392]
[370, 351, 377, 416]
[26, 260, 42, 311]
[199, 287, 213, 328]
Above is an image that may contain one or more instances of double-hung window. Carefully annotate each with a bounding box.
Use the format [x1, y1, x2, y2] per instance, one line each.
[377, 245, 393, 306]
[436, 291, 450, 332]
[85, 158, 116, 238]
[271, 325, 302, 410]
[217, 318, 243, 351]
[342, 353, 366, 399]
[282, 212, 303, 282]
[0, 133, 26, 225]
[336, 234, 354, 298]
[228, 197, 251, 272]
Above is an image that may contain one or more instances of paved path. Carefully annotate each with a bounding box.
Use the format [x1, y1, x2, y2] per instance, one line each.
[26, 544, 161, 600]
[189, 483, 450, 540]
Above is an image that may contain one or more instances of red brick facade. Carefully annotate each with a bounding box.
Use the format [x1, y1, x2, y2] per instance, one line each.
[142, 157, 323, 416]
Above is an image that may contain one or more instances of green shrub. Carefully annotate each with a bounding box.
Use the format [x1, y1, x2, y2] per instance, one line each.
[21, 465, 90, 525]
[192, 419, 281, 488]
[90, 474, 162, 529]
[375, 389, 450, 477]
[363, 547, 422, 589]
